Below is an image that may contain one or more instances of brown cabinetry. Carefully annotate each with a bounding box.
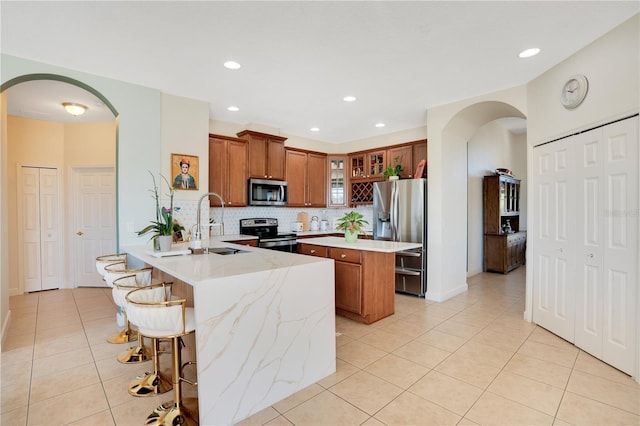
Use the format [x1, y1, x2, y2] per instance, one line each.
[285, 148, 327, 207]
[386, 145, 413, 178]
[209, 134, 248, 207]
[237, 130, 287, 180]
[483, 174, 526, 273]
[327, 155, 348, 208]
[297, 243, 395, 324]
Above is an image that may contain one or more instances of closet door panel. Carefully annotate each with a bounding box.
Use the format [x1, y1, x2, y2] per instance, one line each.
[575, 129, 604, 355]
[601, 117, 638, 374]
[532, 142, 576, 342]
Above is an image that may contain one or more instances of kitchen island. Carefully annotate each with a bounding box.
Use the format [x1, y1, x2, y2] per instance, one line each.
[124, 241, 335, 425]
[297, 237, 422, 324]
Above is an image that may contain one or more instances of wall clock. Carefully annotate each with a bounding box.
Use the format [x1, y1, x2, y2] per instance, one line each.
[561, 74, 589, 109]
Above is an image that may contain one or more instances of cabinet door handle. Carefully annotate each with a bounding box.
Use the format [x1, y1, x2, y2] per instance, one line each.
[76, 231, 84, 236]
[341, 254, 346, 258]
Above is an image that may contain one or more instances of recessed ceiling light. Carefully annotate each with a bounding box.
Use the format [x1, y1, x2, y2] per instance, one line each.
[375, 123, 385, 128]
[224, 61, 241, 70]
[310, 127, 320, 132]
[343, 95, 357, 102]
[518, 48, 540, 58]
[62, 102, 87, 116]
[227, 106, 239, 112]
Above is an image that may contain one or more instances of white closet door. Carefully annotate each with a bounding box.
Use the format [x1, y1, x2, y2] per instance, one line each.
[575, 128, 605, 357]
[22, 168, 43, 293]
[532, 139, 576, 342]
[20, 167, 61, 292]
[39, 168, 61, 290]
[601, 118, 637, 374]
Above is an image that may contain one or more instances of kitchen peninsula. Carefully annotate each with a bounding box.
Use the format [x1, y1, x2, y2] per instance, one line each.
[124, 241, 335, 425]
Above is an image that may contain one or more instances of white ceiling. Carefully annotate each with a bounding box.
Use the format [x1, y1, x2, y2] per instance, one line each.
[2, 1, 638, 143]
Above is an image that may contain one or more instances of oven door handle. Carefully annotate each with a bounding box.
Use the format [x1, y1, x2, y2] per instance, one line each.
[259, 238, 297, 248]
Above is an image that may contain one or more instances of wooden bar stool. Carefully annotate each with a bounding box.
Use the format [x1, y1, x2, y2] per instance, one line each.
[126, 283, 198, 426]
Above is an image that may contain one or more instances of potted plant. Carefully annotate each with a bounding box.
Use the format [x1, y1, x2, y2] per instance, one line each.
[383, 155, 403, 180]
[335, 211, 369, 243]
[137, 171, 177, 251]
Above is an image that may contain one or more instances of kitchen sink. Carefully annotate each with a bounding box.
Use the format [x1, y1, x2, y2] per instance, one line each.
[207, 247, 250, 255]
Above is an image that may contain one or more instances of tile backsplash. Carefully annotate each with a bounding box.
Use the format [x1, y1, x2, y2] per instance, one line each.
[170, 201, 373, 237]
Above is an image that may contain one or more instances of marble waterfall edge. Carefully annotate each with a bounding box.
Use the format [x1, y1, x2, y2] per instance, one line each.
[193, 261, 336, 424]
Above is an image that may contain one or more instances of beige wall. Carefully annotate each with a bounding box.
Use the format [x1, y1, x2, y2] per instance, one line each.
[527, 14, 639, 145]
[6, 116, 116, 294]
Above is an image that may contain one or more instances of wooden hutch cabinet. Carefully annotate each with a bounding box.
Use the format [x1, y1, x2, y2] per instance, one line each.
[237, 130, 287, 180]
[483, 174, 526, 273]
[209, 134, 247, 207]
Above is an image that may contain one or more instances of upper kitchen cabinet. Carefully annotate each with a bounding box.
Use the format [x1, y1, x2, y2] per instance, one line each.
[386, 145, 413, 178]
[327, 155, 348, 208]
[350, 150, 386, 181]
[237, 130, 287, 180]
[209, 134, 248, 207]
[285, 148, 327, 207]
[412, 139, 427, 175]
[386, 139, 427, 179]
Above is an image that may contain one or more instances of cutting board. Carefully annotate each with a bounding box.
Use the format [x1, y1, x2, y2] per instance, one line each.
[297, 212, 309, 231]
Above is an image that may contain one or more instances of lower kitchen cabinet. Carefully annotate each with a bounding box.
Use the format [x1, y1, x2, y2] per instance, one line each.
[483, 232, 526, 274]
[298, 242, 395, 324]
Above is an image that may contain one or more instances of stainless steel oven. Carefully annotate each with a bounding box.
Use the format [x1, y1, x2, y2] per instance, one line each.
[239, 218, 297, 253]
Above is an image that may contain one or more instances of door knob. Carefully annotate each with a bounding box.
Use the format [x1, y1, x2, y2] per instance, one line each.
[76, 231, 84, 236]
[588, 253, 594, 258]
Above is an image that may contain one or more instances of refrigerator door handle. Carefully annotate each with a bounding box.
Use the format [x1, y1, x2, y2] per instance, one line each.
[390, 182, 399, 241]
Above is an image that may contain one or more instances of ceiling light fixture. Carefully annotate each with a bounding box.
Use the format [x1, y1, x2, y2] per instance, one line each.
[62, 102, 87, 116]
[227, 106, 239, 112]
[310, 127, 320, 132]
[518, 47, 540, 58]
[224, 61, 241, 70]
[343, 95, 357, 102]
[375, 123, 385, 128]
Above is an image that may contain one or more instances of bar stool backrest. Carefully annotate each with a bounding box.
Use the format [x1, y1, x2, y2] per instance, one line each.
[112, 271, 160, 308]
[104, 264, 152, 289]
[95, 254, 127, 276]
[126, 283, 193, 338]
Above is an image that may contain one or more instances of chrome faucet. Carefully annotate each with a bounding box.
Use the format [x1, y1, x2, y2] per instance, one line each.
[192, 192, 224, 248]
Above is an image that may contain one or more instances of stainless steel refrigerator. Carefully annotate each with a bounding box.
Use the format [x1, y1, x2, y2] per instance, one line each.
[373, 178, 427, 297]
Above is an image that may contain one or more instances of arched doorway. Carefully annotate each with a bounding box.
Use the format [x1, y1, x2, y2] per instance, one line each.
[426, 100, 526, 302]
[2, 74, 119, 294]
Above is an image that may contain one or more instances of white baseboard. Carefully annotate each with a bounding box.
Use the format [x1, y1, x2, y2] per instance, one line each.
[425, 282, 468, 303]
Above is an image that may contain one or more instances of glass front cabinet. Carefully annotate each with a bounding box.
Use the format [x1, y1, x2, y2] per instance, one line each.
[327, 155, 348, 207]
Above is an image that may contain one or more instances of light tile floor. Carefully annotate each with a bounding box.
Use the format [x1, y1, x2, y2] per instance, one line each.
[2, 267, 639, 425]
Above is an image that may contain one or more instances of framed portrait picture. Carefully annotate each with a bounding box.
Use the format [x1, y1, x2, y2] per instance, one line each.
[171, 153, 199, 190]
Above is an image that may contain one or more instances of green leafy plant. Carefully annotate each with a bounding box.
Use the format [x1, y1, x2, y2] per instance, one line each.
[335, 211, 369, 236]
[383, 155, 403, 177]
[137, 171, 176, 240]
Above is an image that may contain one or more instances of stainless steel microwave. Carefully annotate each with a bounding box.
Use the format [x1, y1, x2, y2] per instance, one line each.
[248, 178, 288, 206]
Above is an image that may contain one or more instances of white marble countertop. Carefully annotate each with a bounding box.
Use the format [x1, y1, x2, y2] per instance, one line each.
[124, 241, 331, 286]
[297, 236, 422, 252]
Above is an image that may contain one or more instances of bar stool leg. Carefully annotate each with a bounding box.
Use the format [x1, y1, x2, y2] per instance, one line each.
[106, 319, 138, 344]
[117, 330, 152, 364]
[145, 337, 197, 426]
[128, 337, 172, 397]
